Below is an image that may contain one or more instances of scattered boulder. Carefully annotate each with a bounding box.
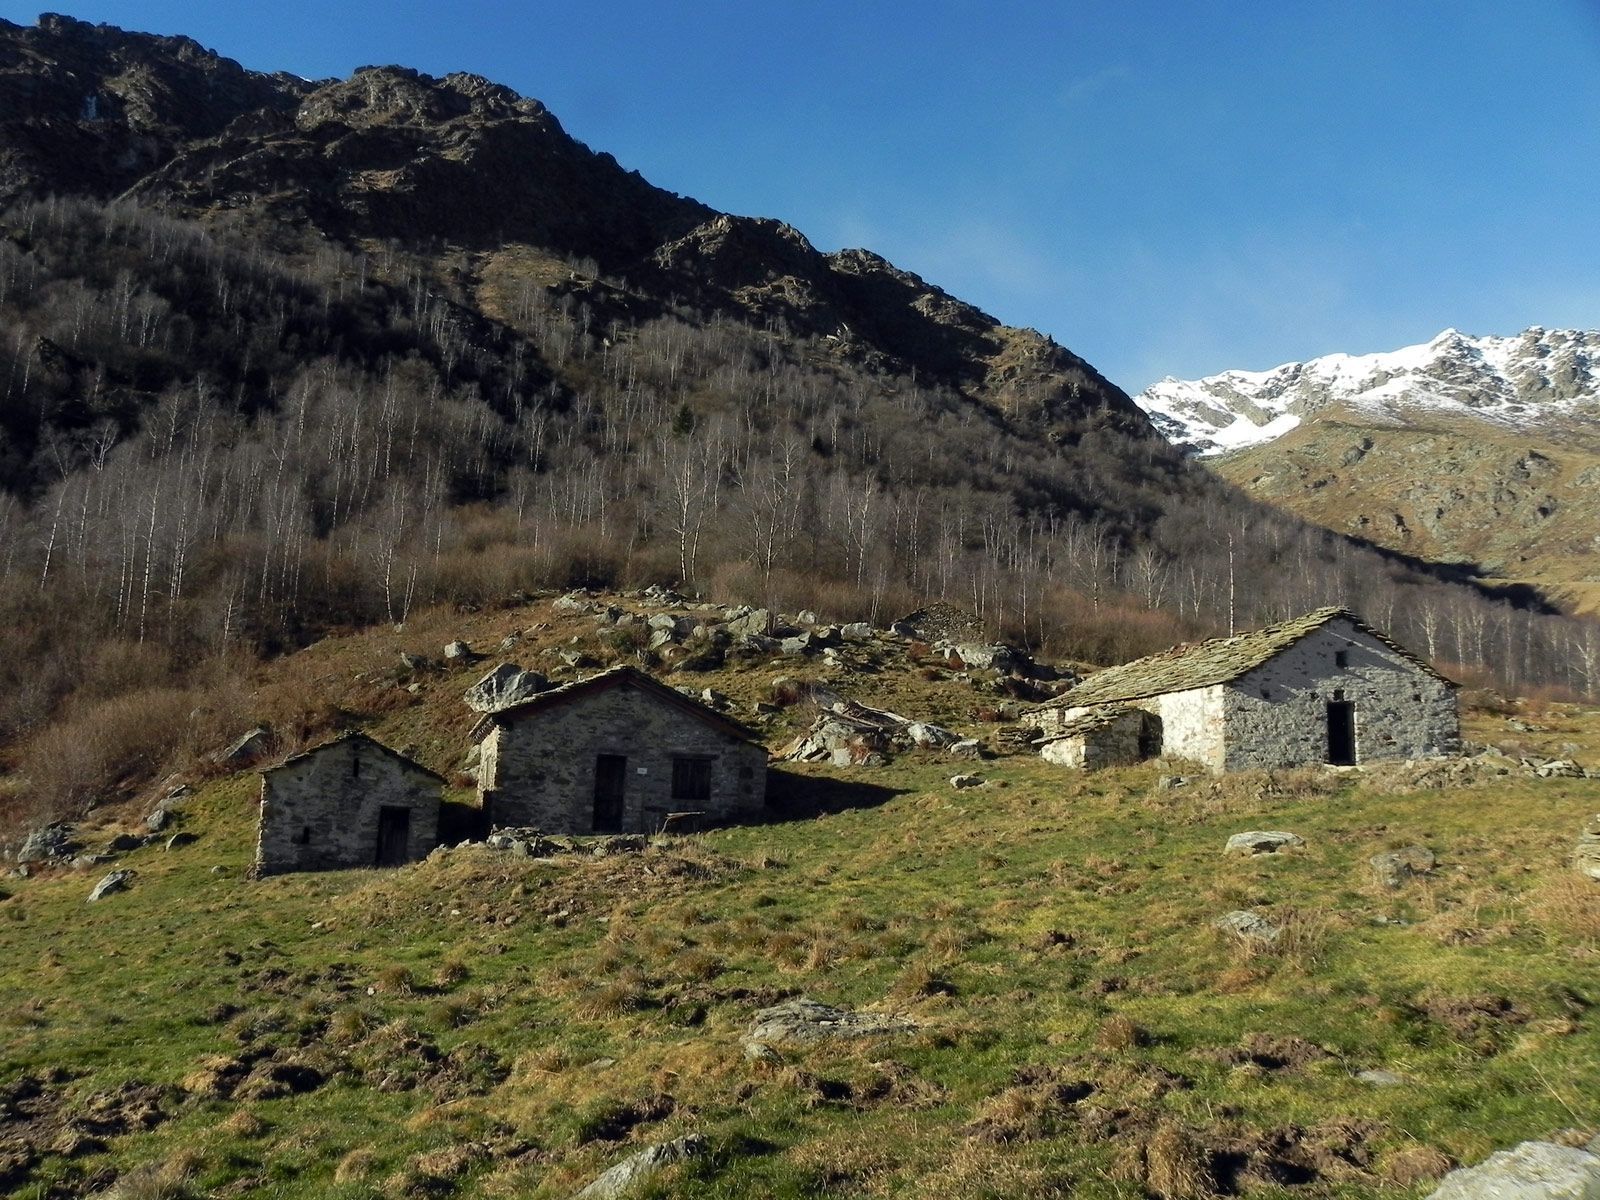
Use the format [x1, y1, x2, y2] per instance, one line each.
[1213, 910, 1280, 944]
[143, 806, 170, 833]
[87, 870, 134, 903]
[1426, 1141, 1600, 1200]
[1575, 816, 1600, 882]
[1538, 760, 1586, 779]
[889, 621, 917, 638]
[948, 739, 984, 760]
[218, 727, 270, 767]
[744, 997, 916, 1048]
[1157, 775, 1188, 790]
[950, 774, 984, 789]
[573, 1134, 707, 1200]
[463, 664, 549, 713]
[1370, 845, 1437, 889]
[795, 610, 819, 626]
[443, 640, 476, 663]
[165, 832, 199, 851]
[779, 713, 892, 767]
[723, 608, 772, 638]
[553, 591, 594, 613]
[17, 822, 77, 864]
[399, 651, 431, 672]
[841, 621, 873, 641]
[780, 632, 815, 656]
[107, 833, 144, 853]
[1225, 831, 1305, 856]
[905, 722, 960, 749]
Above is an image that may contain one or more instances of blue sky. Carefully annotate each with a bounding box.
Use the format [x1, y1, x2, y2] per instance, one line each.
[6, 2, 1599, 391]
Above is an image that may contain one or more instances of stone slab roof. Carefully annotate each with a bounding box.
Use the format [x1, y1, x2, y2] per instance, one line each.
[262, 731, 446, 783]
[468, 665, 765, 747]
[1043, 607, 1454, 710]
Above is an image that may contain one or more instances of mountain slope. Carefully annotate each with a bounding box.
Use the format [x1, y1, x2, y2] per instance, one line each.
[0, 14, 1142, 441]
[1139, 327, 1600, 456]
[1138, 329, 1600, 612]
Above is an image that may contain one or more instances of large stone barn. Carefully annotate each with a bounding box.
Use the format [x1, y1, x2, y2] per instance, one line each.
[254, 733, 444, 877]
[1029, 608, 1458, 773]
[471, 666, 768, 834]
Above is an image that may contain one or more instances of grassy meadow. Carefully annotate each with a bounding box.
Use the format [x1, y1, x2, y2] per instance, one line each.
[2, 597, 1598, 1198]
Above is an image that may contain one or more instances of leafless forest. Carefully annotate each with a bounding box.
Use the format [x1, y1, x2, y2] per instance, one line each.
[2, 197, 1597, 824]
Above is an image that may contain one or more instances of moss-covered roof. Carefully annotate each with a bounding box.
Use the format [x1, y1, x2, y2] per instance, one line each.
[1044, 607, 1452, 709]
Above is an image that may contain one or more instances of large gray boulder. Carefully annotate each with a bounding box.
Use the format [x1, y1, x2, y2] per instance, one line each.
[1214, 910, 1280, 944]
[17, 822, 77, 864]
[744, 997, 916, 1048]
[723, 608, 771, 638]
[573, 1134, 707, 1199]
[87, 870, 134, 902]
[463, 664, 549, 713]
[218, 727, 270, 767]
[1426, 1141, 1600, 1200]
[1226, 831, 1305, 855]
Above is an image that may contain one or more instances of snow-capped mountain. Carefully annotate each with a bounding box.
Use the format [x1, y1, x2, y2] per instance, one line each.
[1138, 327, 1600, 456]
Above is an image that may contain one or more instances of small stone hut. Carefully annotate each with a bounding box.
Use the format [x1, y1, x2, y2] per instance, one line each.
[1028, 608, 1458, 772]
[254, 733, 443, 877]
[471, 666, 768, 834]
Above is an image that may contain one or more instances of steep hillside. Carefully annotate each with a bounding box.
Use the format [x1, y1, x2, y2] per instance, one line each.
[2, 13, 1599, 843]
[0, 14, 1140, 441]
[1217, 413, 1600, 616]
[1, 595, 1598, 1197]
[1138, 329, 1600, 613]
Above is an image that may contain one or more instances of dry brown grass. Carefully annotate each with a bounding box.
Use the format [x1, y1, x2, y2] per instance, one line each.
[1531, 875, 1600, 945]
[1094, 1014, 1148, 1051]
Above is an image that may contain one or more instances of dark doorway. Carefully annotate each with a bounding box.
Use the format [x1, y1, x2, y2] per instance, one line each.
[1326, 701, 1356, 765]
[375, 806, 412, 867]
[593, 754, 627, 832]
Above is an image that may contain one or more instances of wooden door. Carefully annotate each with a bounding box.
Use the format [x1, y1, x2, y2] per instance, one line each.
[592, 754, 627, 833]
[375, 806, 412, 867]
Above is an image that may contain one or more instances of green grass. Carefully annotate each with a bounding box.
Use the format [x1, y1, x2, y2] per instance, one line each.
[4, 598, 1599, 1196]
[3, 735, 1598, 1197]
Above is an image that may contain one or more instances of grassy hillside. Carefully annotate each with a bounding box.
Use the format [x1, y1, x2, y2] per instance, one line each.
[2, 600, 1599, 1199]
[1215, 410, 1600, 617]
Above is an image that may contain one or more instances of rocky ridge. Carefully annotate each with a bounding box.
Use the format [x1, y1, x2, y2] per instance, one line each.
[0, 14, 1144, 440]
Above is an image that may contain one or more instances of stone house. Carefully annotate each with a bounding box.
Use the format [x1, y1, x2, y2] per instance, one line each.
[471, 666, 768, 834]
[1028, 608, 1458, 772]
[254, 733, 443, 877]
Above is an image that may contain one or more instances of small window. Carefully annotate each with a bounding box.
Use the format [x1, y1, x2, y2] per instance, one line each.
[1259, 688, 1270, 700]
[292, 825, 311, 845]
[1335, 650, 1349, 669]
[671, 756, 713, 802]
[351, 751, 361, 779]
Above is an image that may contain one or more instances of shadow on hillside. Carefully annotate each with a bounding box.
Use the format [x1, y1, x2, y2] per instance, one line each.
[758, 766, 908, 824]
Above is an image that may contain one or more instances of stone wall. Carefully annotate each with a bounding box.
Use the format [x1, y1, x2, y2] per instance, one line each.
[1039, 708, 1148, 769]
[1141, 687, 1227, 770]
[255, 738, 441, 876]
[478, 686, 768, 834]
[1221, 618, 1458, 771]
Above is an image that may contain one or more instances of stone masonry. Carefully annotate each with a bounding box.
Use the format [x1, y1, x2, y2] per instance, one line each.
[476, 668, 767, 834]
[254, 734, 442, 877]
[1030, 611, 1458, 773]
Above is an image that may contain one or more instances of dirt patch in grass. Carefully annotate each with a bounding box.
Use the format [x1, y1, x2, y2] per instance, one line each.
[0, 1072, 177, 1192]
[1419, 992, 1528, 1051]
[1207, 1033, 1331, 1072]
